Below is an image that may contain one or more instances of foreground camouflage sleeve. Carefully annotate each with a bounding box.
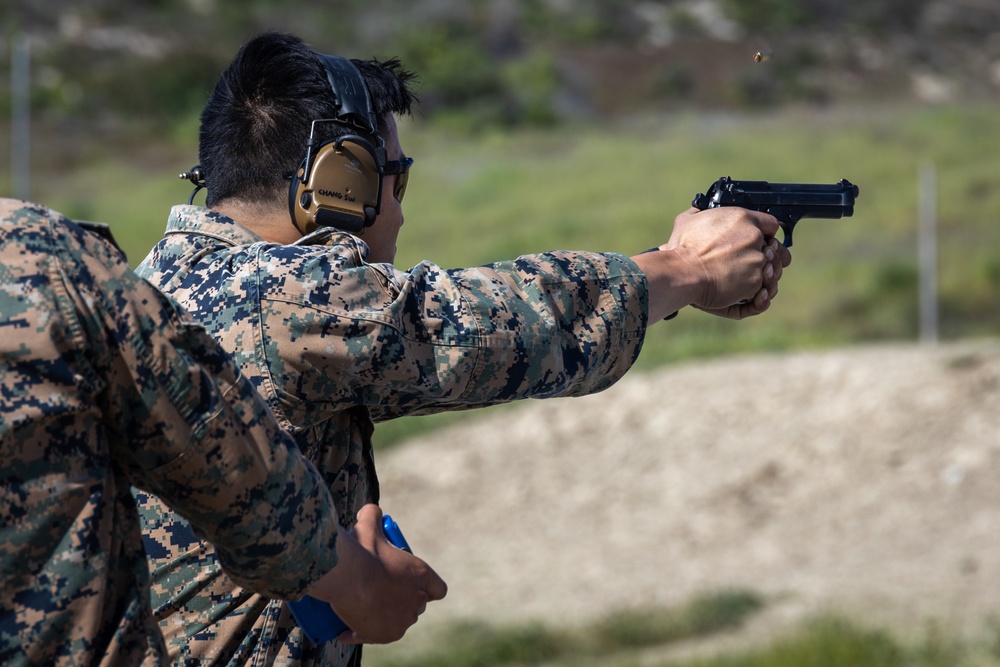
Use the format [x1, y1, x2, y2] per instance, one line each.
[107, 294, 341, 599]
[80, 213, 341, 599]
[1, 200, 339, 664]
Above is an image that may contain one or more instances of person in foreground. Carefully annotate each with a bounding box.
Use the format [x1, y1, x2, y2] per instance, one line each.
[0, 199, 445, 666]
[134, 31, 791, 667]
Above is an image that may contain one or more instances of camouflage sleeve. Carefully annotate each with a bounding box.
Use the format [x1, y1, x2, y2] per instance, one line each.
[263, 244, 648, 423]
[82, 225, 340, 600]
[382, 251, 647, 419]
[436, 250, 649, 403]
[5, 200, 339, 600]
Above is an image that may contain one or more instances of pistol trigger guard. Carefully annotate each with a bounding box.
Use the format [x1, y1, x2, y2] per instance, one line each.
[780, 221, 795, 248]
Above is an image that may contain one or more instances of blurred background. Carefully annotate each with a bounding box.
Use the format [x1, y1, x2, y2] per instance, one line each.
[3, 1, 1000, 665]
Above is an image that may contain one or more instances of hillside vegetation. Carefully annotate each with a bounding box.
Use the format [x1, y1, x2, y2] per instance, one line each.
[4, 0, 1000, 131]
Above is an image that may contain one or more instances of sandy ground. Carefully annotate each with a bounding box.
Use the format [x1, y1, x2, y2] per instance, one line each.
[371, 339, 1000, 657]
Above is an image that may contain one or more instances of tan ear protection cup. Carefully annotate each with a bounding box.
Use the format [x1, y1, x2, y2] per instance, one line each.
[289, 136, 383, 236]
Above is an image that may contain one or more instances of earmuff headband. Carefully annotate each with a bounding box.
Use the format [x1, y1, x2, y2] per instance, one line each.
[320, 55, 379, 136]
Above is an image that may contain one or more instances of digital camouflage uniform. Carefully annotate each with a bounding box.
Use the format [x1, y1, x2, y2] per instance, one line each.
[134, 204, 650, 666]
[0, 199, 340, 667]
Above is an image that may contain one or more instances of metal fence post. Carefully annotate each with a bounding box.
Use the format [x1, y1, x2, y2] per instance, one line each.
[12, 33, 32, 201]
[918, 162, 938, 344]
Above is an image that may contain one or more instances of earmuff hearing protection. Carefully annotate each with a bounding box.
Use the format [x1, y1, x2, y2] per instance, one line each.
[289, 54, 387, 236]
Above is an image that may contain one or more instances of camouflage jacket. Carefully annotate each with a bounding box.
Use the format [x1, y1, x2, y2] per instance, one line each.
[134, 205, 649, 666]
[0, 200, 339, 667]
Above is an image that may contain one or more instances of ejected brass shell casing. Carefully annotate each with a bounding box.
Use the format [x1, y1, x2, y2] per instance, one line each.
[753, 50, 773, 63]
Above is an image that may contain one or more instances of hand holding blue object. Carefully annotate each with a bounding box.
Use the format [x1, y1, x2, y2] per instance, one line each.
[289, 514, 413, 644]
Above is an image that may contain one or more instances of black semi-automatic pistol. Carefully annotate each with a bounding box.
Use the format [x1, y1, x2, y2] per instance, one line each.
[692, 176, 859, 247]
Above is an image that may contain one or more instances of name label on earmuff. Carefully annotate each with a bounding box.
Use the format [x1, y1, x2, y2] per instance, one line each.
[318, 189, 356, 202]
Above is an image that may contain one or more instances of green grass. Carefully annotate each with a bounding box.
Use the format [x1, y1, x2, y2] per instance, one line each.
[668, 616, 996, 667]
[387, 104, 1000, 444]
[366, 589, 766, 667]
[9, 103, 1000, 446]
[363, 589, 1000, 667]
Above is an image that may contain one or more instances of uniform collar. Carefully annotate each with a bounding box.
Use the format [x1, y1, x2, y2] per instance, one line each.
[165, 205, 265, 247]
[165, 204, 360, 250]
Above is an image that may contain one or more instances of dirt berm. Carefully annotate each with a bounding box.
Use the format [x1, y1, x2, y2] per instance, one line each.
[375, 339, 1000, 653]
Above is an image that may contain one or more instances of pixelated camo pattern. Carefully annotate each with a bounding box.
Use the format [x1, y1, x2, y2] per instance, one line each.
[0, 200, 338, 666]
[134, 204, 649, 666]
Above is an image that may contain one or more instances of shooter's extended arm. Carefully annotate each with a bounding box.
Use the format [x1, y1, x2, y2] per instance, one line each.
[692, 177, 859, 247]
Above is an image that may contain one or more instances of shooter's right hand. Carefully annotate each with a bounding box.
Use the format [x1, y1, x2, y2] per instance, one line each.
[633, 206, 789, 321]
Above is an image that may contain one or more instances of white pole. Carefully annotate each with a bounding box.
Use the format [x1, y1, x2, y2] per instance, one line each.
[12, 33, 31, 201]
[918, 162, 938, 344]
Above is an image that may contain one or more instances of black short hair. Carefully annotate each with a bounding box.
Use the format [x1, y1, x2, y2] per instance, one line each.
[198, 31, 417, 207]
